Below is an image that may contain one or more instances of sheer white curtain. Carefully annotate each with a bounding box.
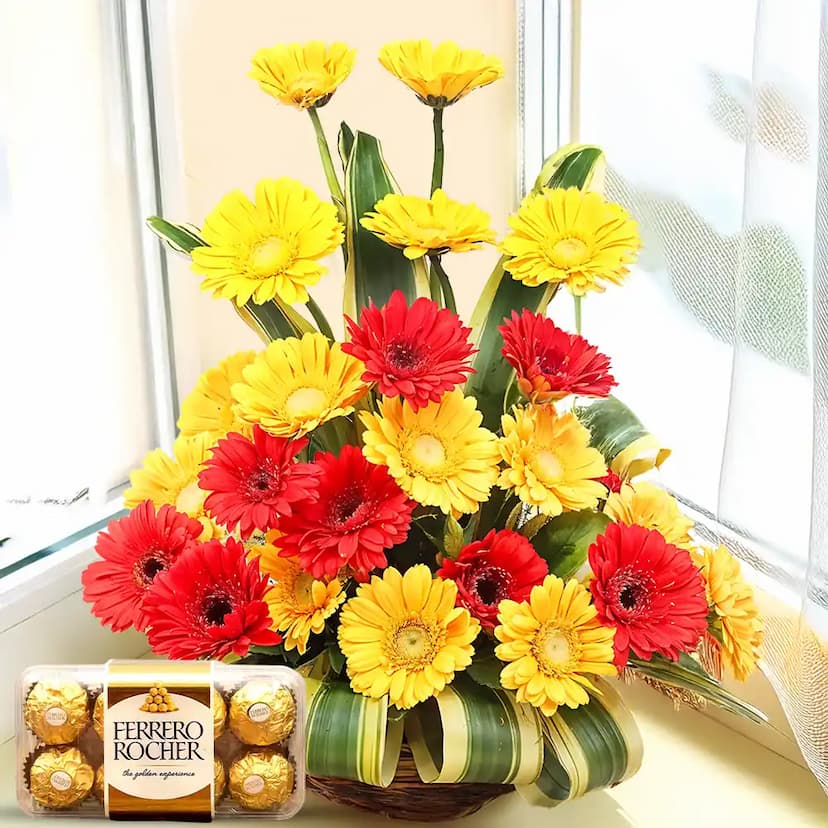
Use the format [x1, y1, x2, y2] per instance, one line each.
[572, 0, 827, 791]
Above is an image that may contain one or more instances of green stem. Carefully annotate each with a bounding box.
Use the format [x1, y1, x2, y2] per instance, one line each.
[308, 107, 345, 222]
[431, 107, 445, 194]
[306, 294, 335, 340]
[574, 295, 582, 335]
[429, 255, 456, 314]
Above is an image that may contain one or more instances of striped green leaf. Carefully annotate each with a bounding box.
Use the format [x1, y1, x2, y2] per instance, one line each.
[342, 130, 430, 320]
[145, 215, 313, 343]
[573, 396, 671, 479]
[405, 676, 542, 785]
[305, 678, 404, 787]
[518, 678, 643, 807]
[465, 145, 605, 431]
[629, 654, 767, 725]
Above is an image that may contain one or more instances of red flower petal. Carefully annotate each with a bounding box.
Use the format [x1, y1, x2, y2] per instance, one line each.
[276, 444, 415, 579]
[142, 537, 281, 660]
[81, 501, 202, 632]
[499, 309, 616, 402]
[588, 522, 708, 667]
[198, 426, 320, 539]
[437, 529, 548, 630]
[342, 290, 476, 411]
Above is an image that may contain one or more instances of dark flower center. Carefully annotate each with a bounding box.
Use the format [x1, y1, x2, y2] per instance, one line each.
[135, 552, 166, 585]
[608, 567, 653, 616]
[386, 339, 426, 372]
[536, 348, 567, 375]
[327, 486, 371, 528]
[142, 557, 165, 581]
[243, 462, 280, 502]
[470, 565, 512, 606]
[202, 594, 233, 626]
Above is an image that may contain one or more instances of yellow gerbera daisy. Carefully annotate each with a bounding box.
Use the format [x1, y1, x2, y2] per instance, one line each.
[495, 575, 616, 716]
[360, 390, 500, 516]
[191, 178, 344, 306]
[500, 187, 641, 296]
[124, 433, 221, 541]
[250, 41, 355, 109]
[258, 547, 345, 655]
[232, 332, 367, 437]
[604, 482, 694, 549]
[338, 565, 480, 709]
[697, 545, 763, 681]
[379, 40, 504, 107]
[360, 190, 495, 260]
[178, 351, 257, 440]
[498, 405, 606, 516]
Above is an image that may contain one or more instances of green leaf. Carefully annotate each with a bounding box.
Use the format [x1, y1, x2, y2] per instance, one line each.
[518, 678, 643, 806]
[325, 642, 346, 675]
[466, 643, 504, 690]
[338, 121, 355, 170]
[305, 677, 404, 787]
[629, 653, 768, 725]
[532, 510, 610, 579]
[405, 674, 543, 784]
[574, 395, 670, 479]
[343, 130, 430, 320]
[465, 145, 605, 431]
[146, 215, 206, 254]
[235, 298, 314, 343]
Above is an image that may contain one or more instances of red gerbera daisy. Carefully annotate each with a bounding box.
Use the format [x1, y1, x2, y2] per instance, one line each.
[437, 529, 548, 630]
[198, 426, 320, 539]
[342, 289, 476, 411]
[82, 500, 202, 633]
[142, 537, 281, 660]
[499, 309, 616, 403]
[277, 444, 414, 579]
[588, 522, 708, 667]
[595, 469, 624, 493]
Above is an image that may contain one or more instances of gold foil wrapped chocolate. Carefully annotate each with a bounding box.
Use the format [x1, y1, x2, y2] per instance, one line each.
[25, 679, 89, 744]
[92, 765, 105, 800]
[213, 690, 227, 739]
[228, 750, 294, 810]
[229, 681, 295, 746]
[29, 747, 93, 809]
[214, 757, 227, 802]
[92, 693, 104, 740]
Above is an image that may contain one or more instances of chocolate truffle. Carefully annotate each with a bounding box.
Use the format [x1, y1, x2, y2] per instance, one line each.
[29, 747, 94, 809]
[25, 679, 89, 744]
[228, 750, 293, 810]
[229, 681, 295, 746]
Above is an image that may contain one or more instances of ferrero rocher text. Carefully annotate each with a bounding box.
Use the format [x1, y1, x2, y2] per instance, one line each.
[112, 720, 206, 761]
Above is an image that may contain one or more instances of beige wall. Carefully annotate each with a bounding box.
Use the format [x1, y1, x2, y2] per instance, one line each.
[153, 0, 519, 400]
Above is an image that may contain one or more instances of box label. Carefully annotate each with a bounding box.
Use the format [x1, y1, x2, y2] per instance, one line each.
[103, 661, 213, 820]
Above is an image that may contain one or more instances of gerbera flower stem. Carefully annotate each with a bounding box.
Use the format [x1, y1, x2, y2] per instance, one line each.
[308, 106, 345, 221]
[305, 293, 335, 340]
[574, 295, 583, 334]
[431, 106, 445, 194]
[428, 254, 456, 314]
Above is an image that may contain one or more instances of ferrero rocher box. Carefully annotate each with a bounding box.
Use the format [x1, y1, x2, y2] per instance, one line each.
[16, 661, 305, 821]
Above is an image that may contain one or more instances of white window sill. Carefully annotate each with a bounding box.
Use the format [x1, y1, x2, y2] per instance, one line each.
[1, 676, 825, 825]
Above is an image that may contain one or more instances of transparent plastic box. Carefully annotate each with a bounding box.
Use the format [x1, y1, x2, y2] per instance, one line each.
[16, 661, 305, 820]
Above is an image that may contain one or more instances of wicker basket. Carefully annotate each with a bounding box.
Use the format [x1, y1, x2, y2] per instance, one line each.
[307, 744, 514, 821]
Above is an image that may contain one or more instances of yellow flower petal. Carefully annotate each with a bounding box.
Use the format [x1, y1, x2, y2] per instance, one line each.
[338, 565, 480, 709]
[605, 481, 694, 548]
[192, 178, 343, 307]
[494, 575, 616, 717]
[250, 41, 355, 109]
[378, 40, 503, 106]
[500, 187, 640, 296]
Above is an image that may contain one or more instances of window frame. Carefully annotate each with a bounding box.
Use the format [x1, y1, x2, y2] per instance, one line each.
[0, 0, 177, 621]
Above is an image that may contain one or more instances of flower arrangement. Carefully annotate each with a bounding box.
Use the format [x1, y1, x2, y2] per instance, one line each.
[83, 38, 765, 816]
